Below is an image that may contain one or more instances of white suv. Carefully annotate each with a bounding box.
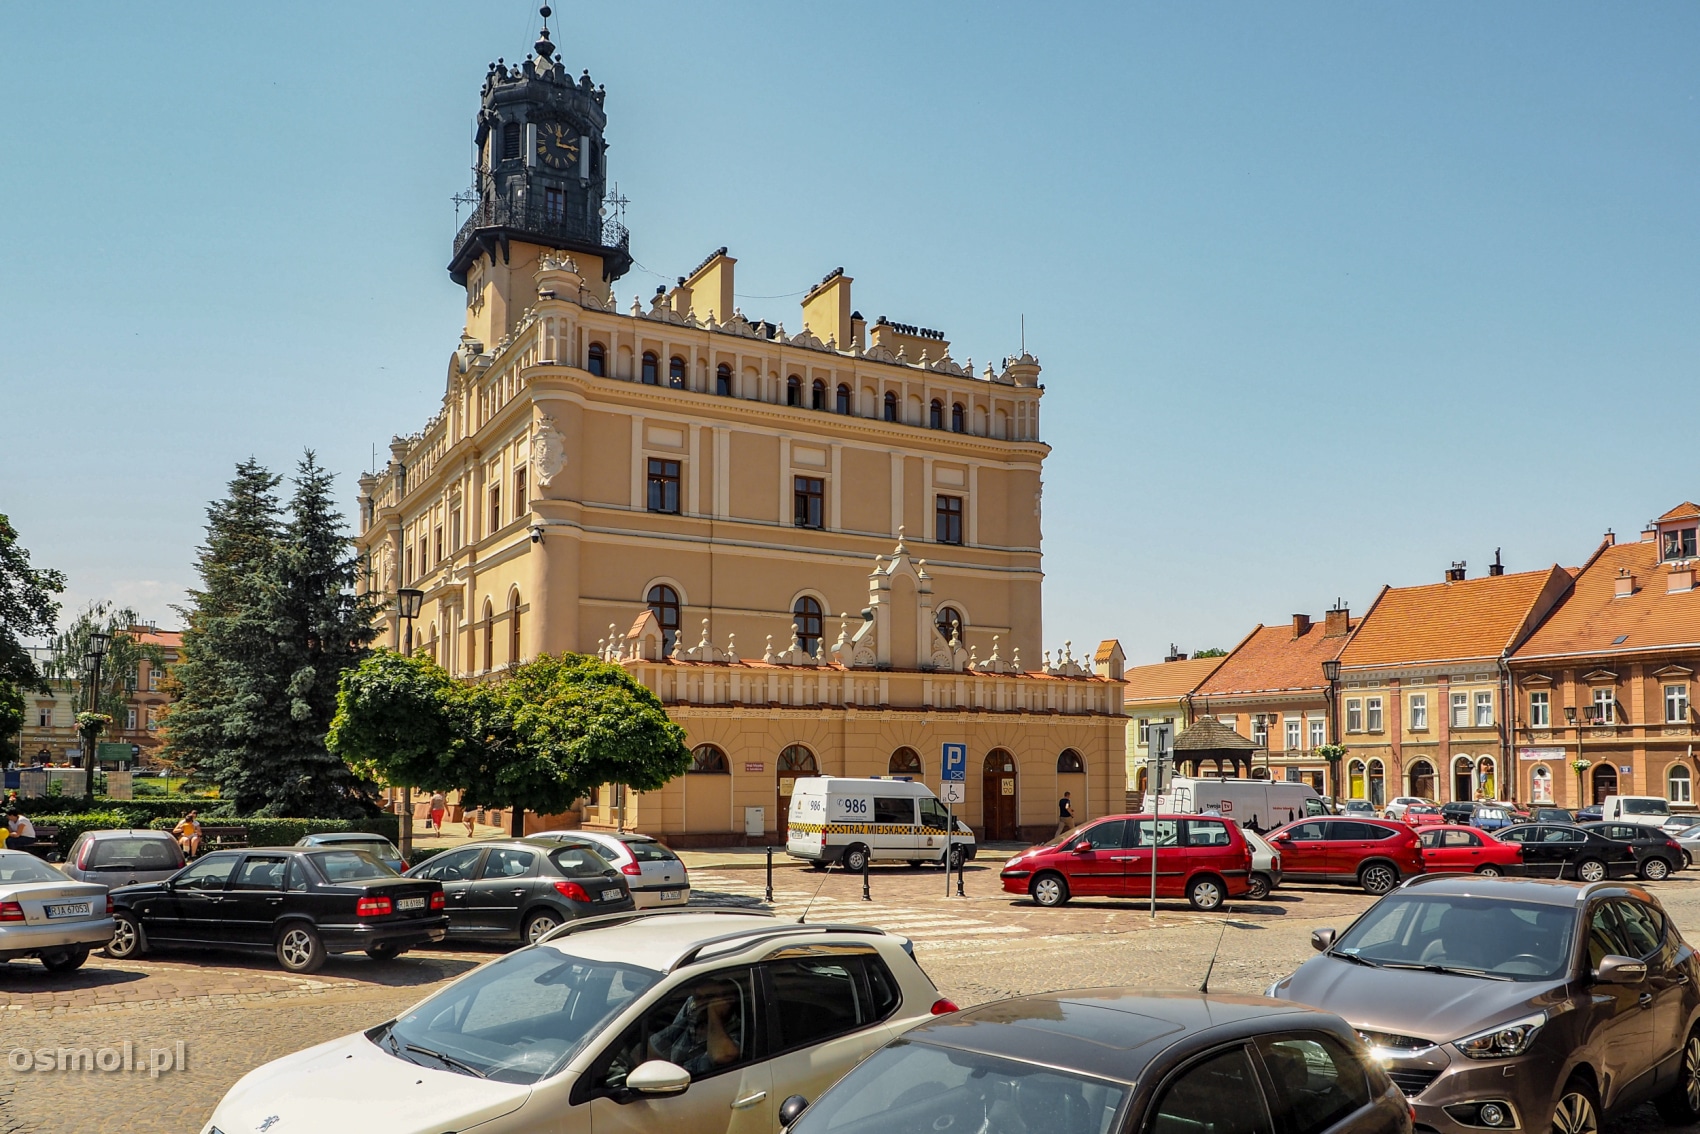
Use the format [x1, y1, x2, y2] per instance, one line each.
[202, 910, 951, 1134]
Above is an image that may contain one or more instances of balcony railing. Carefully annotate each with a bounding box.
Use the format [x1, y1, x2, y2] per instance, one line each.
[452, 195, 629, 265]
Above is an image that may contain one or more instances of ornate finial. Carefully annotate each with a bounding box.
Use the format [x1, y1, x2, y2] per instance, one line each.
[535, 5, 556, 61]
[895, 525, 907, 553]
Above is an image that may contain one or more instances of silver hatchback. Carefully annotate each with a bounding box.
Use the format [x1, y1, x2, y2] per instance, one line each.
[61, 830, 185, 890]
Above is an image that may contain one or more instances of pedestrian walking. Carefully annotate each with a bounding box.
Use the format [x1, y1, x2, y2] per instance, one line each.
[428, 790, 447, 831]
[1055, 791, 1075, 837]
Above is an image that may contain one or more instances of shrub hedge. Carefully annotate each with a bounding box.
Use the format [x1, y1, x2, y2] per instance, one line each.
[144, 816, 401, 847]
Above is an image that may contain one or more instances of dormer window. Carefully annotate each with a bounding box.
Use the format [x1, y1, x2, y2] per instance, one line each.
[1664, 526, 1697, 561]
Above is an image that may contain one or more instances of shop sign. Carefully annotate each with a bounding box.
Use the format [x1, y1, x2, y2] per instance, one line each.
[1518, 747, 1564, 761]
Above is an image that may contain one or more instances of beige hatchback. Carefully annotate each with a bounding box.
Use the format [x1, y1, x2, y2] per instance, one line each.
[204, 909, 952, 1134]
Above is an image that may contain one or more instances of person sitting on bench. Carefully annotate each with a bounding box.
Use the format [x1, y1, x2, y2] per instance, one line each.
[173, 810, 203, 857]
[5, 809, 37, 852]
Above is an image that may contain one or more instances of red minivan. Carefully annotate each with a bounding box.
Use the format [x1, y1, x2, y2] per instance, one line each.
[1000, 813, 1252, 911]
[1265, 816, 1423, 894]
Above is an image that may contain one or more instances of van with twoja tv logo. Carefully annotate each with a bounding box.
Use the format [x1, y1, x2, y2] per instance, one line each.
[786, 777, 976, 873]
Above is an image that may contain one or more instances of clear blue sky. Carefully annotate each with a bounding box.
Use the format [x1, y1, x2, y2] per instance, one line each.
[3, 2, 1696, 662]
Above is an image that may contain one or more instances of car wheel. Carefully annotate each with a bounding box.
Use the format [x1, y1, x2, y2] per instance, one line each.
[523, 911, 561, 944]
[1685, 851, 1693, 870]
[104, 912, 145, 960]
[947, 845, 966, 871]
[1642, 857, 1672, 882]
[1030, 872, 1069, 907]
[842, 845, 871, 873]
[365, 943, 405, 962]
[1187, 876, 1225, 911]
[1246, 873, 1272, 900]
[1656, 1028, 1700, 1124]
[275, 923, 326, 974]
[40, 946, 89, 973]
[1475, 865, 1504, 877]
[1576, 858, 1607, 883]
[1553, 1077, 1600, 1134]
[1359, 862, 1399, 895]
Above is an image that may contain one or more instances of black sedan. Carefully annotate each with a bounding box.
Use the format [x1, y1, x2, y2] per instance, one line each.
[105, 847, 447, 973]
[1495, 822, 1643, 882]
[778, 991, 1411, 1134]
[1578, 821, 1686, 880]
[403, 837, 634, 944]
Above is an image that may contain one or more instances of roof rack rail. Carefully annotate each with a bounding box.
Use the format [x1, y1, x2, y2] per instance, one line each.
[670, 923, 886, 973]
[534, 906, 774, 947]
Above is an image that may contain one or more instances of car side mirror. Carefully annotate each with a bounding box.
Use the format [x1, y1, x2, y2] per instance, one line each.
[626, 1060, 692, 1096]
[779, 1095, 810, 1127]
[1071, 840, 1092, 854]
[1594, 955, 1648, 985]
[1311, 928, 1337, 952]
[1272, 833, 1291, 844]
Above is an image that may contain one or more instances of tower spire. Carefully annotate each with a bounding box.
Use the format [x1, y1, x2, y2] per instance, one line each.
[535, 4, 556, 62]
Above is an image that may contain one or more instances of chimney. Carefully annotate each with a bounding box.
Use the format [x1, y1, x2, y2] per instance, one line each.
[1164, 643, 1187, 663]
[684, 247, 735, 324]
[1640, 529, 1655, 543]
[801, 267, 853, 349]
[1292, 613, 1312, 637]
[1324, 601, 1350, 638]
[1445, 561, 1467, 582]
[1669, 566, 1694, 594]
[1615, 567, 1636, 598]
[1488, 548, 1505, 577]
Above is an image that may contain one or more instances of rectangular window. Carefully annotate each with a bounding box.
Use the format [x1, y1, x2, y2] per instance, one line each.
[1346, 699, 1363, 733]
[1409, 693, 1427, 731]
[1592, 687, 1615, 723]
[647, 459, 680, 514]
[514, 468, 527, 514]
[502, 122, 521, 159]
[1138, 718, 1151, 746]
[1309, 717, 1326, 749]
[147, 669, 159, 692]
[1285, 719, 1301, 751]
[935, 495, 963, 545]
[1366, 697, 1383, 733]
[1474, 690, 1493, 727]
[404, 546, 414, 583]
[793, 476, 824, 530]
[1667, 684, 1690, 724]
[1529, 690, 1550, 727]
[1251, 715, 1268, 746]
[1450, 691, 1468, 728]
[488, 484, 501, 535]
[1665, 527, 1699, 560]
[544, 186, 564, 223]
[125, 708, 138, 731]
[450, 510, 462, 551]
[872, 797, 915, 825]
[37, 706, 50, 728]
[433, 526, 443, 563]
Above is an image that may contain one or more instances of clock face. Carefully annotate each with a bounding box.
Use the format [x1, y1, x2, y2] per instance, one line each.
[538, 123, 579, 170]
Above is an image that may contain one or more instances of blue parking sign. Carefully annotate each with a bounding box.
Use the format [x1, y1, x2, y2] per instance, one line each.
[941, 743, 967, 782]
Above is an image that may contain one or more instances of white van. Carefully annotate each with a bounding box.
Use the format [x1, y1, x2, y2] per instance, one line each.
[1155, 776, 1330, 832]
[1601, 795, 1673, 823]
[787, 777, 976, 873]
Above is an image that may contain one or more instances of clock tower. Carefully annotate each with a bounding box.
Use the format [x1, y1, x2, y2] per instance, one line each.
[450, 5, 631, 348]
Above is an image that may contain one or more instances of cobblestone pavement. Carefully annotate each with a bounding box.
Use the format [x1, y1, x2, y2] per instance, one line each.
[4, 864, 1700, 1133]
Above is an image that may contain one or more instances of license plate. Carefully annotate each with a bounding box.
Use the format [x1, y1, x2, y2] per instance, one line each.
[660, 890, 681, 901]
[396, 897, 426, 911]
[45, 902, 91, 919]
[601, 888, 623, 902]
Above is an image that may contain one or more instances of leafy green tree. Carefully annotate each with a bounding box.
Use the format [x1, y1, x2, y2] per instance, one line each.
[1191, 647, 1228, 659]
[0, 683, 23, 762]
[0, 513, 66, 694]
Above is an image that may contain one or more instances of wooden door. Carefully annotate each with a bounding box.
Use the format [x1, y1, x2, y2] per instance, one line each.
[982, 750, 1019, 841]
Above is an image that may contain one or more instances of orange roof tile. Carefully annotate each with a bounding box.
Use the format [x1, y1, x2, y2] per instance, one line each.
[132, 629, 182, 649]
[1340, 566, 1571, 669]
[1515, 540, 1700, 659]
[1121, 655, 1226, 705]
[1194, 619, 1356, 698]
[1656, 502, 1700, 523]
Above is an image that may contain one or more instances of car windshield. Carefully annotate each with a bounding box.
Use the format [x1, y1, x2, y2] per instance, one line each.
[0, 855, 69, 885]
[378, 948, 660, 1084]
[1332, 894, 1576, 980]
[308, 850, 398, 882]
[1623, 799, 1670, 816]
[87, 837, 182, 871]
[790, 1040, 1127, 1134]
[331, 838, 400, 855]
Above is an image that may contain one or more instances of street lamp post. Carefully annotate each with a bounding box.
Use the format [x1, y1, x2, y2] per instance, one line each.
[1321, 658, 1342, 797]
[81, 630, 111, 805]
[394, 589, 426, 860]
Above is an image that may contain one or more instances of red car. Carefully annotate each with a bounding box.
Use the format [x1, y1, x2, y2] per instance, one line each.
[1403, 805, 1445, 828]
[1266, 816, 1424, 894]
[1000, 813, 1252, 911]
[1416, 824, 1523, 875]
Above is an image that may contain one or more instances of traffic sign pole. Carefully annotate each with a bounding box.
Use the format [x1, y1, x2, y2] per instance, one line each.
[941, 743, 967, 898]
[1147, 724, 1174, 922]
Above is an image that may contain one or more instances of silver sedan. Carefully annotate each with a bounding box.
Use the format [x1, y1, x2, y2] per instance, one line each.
[1671, 824, 1700, 868]
[0, 850, 115, 972]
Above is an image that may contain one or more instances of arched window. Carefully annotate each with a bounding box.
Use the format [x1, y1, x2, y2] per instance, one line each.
[929, 399, 943, 429]
[951, 402, 965, 432]
[1672, 765, 1693, 805]
[1367, 758, 1385, 807]
[792, 596, 823, 655]
[689, 744, 729, 774]
[935, 605, 964, 643]
[1057, 749, 1085, 774]
[778, 745, 818, 773]
[668, 356, 687, 388]
[716, 363, 732, 396]
[1453, 756, 1475, 802]
[508, 589, 522, 664]
[641, 351, 659, 385]
[883, 391, 898, 422]
[647, 584, 681, 651]
[811, 379, 826, 410]
[587, 342, 606, 377]
[889, 747, 923, 776]
[786, 375, 802, 406]
[482, 600, 495, 672]
[835, 383, 852, 414]
[1347, 759, 1366, 799]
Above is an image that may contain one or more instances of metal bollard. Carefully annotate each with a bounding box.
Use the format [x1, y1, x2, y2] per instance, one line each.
[765, 845, 774, 903]
[862, 855, 871, 902]
[955, 850, 965, 898]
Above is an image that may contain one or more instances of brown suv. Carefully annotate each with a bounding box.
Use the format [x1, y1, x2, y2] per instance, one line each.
[1269, 875, 1700, 1134]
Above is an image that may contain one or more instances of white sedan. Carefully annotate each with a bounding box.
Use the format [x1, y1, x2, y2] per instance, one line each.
[0, 850, 115, 972]
[1381, 796, 1434, 820]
